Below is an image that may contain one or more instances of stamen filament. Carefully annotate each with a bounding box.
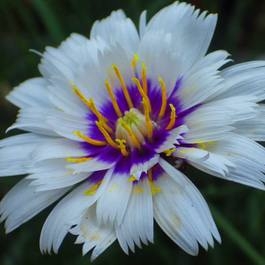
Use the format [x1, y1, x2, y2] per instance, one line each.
[116, 139, 129, 156]
[158, 77, 167, 119]
[141, 63, 147, 94]
[96, 121, 118, 149]
[105, 80, 123, 118]
[112, 64, 134, 109]
[120, 120, 141, 149]
[165, 104, 177, 130]
[66, 157, 91, 163]
[74, 131, 106, 146]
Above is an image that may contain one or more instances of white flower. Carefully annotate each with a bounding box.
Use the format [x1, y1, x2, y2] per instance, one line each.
[1, 1, 265, 261]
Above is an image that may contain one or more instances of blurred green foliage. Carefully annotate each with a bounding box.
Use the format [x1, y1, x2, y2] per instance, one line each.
[1, 0, 265, 264]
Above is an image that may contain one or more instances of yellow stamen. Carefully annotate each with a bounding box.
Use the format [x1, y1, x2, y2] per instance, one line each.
[147, 170, 161, 195]
[116, 139, 129, 156]
[158, 77, 167, 119]
[84, 181, 102, 196]
[128, 175, 137, 182]
[143, 98, 153, 140]
[72, 86, 112, 133]
[133, 186, 144, 194]
[105, 80, 123, 118]
[112, 64, 134, 109]
[65, 157, 91, 163]
[132, 77, 151, 112]
[74, 131, 106, 146]
[120, 120, 141, 149]
[165, 104, 177, 130]
[164, 148, 176, 157]
[72, 84, 92, 109]
[131, 54, 139, 71]
[141, 63, 148, 94]
[150, 181, 161, 195]
[96, 121, 118, 149]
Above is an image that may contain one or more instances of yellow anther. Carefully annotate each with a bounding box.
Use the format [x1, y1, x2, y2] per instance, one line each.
[84, 181, 102, 196]
[96, 121, 118, 149]
[116, 139, 129, 156]
[112, 64, 134, 109]
[131, 54, 139, 71]
[128, 175, 137, 182]
[120, 120, 141, 149]
[165, 104, 177, 130]
[158, 77, 167, 119]
[141, 63, 148, 94]
[105, 80, 123, 118]
[164, 148, 176, 157]
[74, 131, 106, 146]
[132, 77, 151, 112]
[65, 157, 91, 163]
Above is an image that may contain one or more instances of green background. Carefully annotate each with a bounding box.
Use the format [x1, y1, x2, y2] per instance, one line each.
[1, 0, 265, 264]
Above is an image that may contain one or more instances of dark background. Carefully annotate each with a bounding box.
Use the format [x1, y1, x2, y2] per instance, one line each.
[1, 0, 265, 264]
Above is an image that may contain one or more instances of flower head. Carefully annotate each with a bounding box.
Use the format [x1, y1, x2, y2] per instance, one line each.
[1, 1, 265, 261]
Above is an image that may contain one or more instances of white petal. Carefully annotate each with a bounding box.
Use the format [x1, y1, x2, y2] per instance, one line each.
[6, 78, 52, 109]
[39, 34, 108, 112]
[155, 125, 188, 153]
[234, 105, 265, 141]
[7, 107, 57, 136]
[214, 61, 265, 101]
[177, 51, 230, 109]
[0, 179, 68, 233]
[91, 10, 139, 54]
[130, 154, 159, 180]
[31, 138, 86, 162]
[96, 173, 132, 226]
[184, 96, 258, 143]
[27, 159, 90, 191]
[116, 178, 153, 254]
[0, 134, 53, 177]
[67, 157, 117, 174]
[40, 168, 113, 254]
[70, 205, 116, 261]
[145, 2, 217, 70]
[179, 148, 235, 176]
[158, 159, 220, 253]
[188, 134, 265, 189]
[46, 111, 88, 141]
[139, 10, 147, 38]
